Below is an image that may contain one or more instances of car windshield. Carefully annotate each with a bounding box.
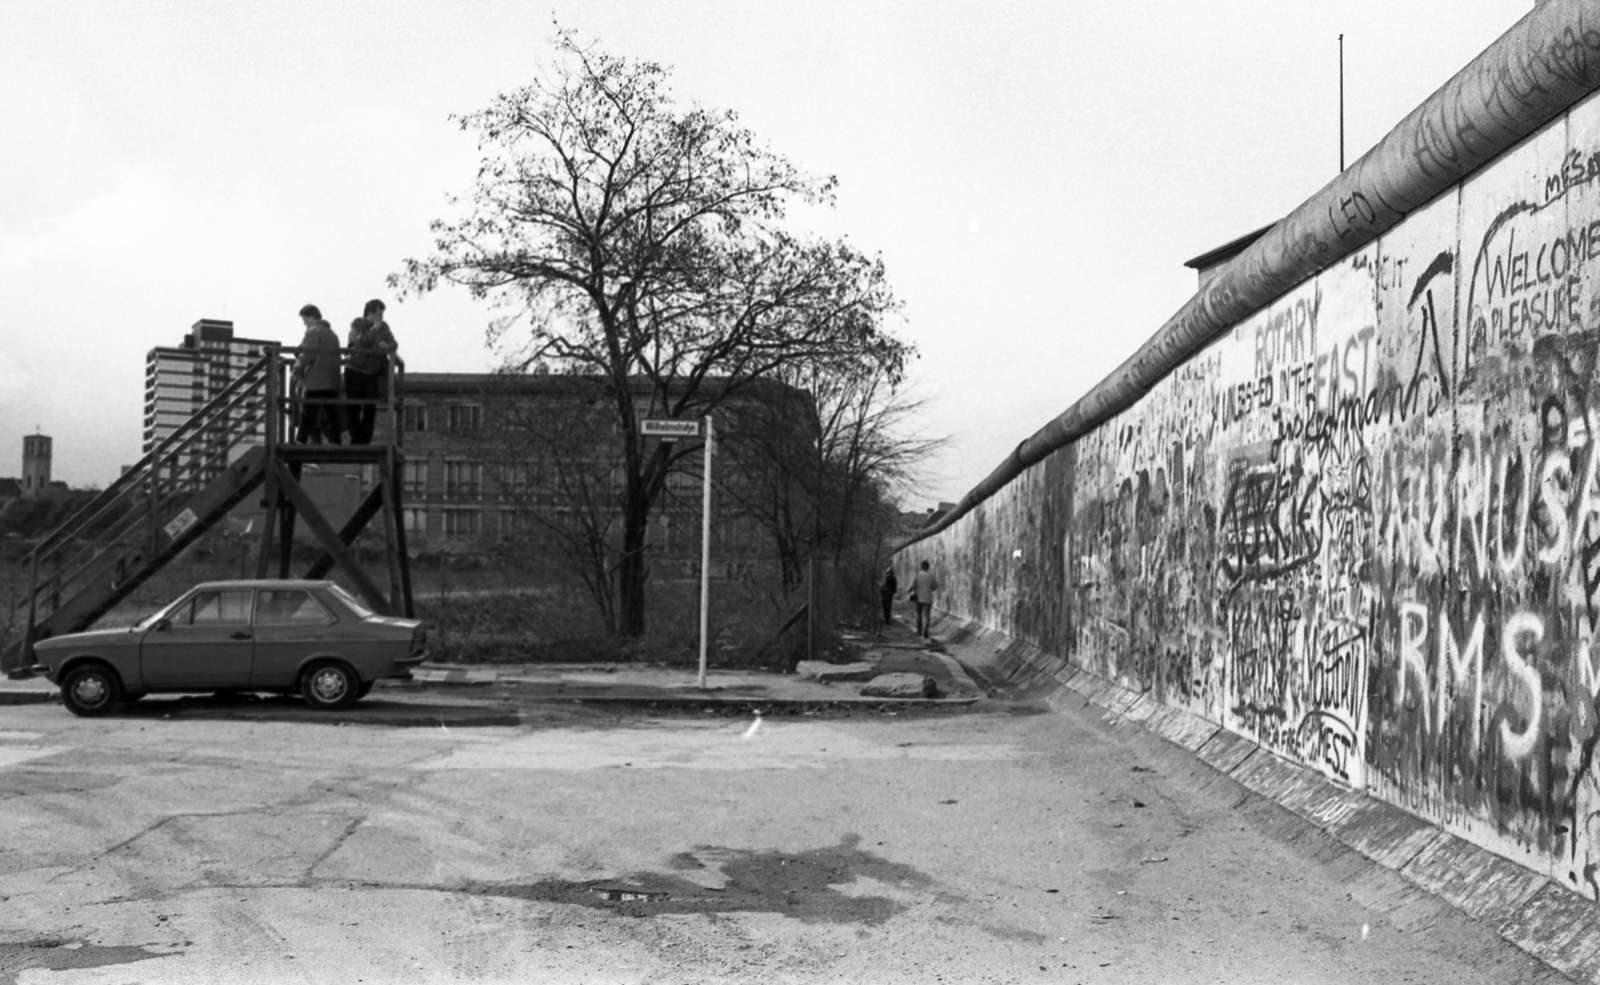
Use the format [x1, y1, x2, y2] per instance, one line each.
[132, 592, 191, 631]
[326, 583, 376, 618]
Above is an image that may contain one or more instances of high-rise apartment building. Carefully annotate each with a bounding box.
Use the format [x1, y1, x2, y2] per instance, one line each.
[144, 319, 279, 482]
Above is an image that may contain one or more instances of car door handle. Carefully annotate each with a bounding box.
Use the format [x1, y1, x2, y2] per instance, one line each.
[229, 631, 252, 640]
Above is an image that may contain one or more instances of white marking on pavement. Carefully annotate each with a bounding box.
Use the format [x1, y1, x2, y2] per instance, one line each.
[0, 746, 69, 767]
[417, 723, 1016, 771]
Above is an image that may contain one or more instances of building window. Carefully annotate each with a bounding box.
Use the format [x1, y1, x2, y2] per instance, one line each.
[495, 460, 544, 503]
[445, 461, 482, 501]
[402, 507, 428, 532]
[404, 404, 427, 433]
[666, 468, 699, 495]
[403, 460, 428, 497]
[449, 404, 482, 433]
[443, 509, 480, 536]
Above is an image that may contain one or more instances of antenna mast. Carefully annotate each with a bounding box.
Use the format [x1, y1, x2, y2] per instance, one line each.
[1339, 34, 1346, 172]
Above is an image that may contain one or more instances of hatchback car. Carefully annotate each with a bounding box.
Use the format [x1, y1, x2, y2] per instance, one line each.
[28, 580, 427, 716]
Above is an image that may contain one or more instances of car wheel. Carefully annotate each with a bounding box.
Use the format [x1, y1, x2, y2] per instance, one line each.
[301, 661, 358, 711]
[61, 664, 123, 717]
[355, 680, 374, 699]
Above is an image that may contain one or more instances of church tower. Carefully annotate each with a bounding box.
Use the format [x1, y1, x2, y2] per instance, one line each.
[21, 433, 51, 499]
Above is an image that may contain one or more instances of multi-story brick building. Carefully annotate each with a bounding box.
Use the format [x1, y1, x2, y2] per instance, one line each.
[373, 372, 812, 583]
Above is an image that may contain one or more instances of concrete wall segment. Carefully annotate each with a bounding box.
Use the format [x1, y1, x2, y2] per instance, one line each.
[899, 0, 1600, 926]
[912, 0, 1600, 547]
[1404, 834, 1551, 925]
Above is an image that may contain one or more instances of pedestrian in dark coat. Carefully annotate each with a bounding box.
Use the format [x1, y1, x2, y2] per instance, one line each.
[344, 299, 398, 445]
[879, 567, 898, 625]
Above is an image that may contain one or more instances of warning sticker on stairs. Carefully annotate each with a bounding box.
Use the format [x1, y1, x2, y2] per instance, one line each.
[164, 508, 198, 540]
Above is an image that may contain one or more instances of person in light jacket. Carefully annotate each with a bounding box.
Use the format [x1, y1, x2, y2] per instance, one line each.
[292, 304, 343, 444]
[910, 560, 938, 638]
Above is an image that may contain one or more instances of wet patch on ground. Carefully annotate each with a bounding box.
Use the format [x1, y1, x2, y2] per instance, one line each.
[414, 834, 948, 925]
[110, 695, 525, 728]
[0, 770, 122, 798]
[0, 938, 178, 984]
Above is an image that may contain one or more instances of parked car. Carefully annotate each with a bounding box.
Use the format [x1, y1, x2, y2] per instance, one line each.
[27, 580, 427, 716]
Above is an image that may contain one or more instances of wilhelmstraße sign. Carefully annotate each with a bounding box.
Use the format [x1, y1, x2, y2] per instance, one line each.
[641, 419, 702, 437]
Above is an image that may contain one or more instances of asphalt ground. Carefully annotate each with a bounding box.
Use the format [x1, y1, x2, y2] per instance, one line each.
[3, 614, 1587, 978]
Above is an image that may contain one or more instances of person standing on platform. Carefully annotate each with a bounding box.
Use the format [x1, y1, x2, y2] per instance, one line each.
[910, 560, 938, 639]
[344, 299, 398, 445]
[292, 305, 343, 444]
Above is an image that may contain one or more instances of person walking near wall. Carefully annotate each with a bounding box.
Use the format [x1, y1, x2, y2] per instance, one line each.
[292, 305, 344, 444]
[910, 560, 938, 639]
[879, 566, 898, 627]
[344, 299, 398, 445]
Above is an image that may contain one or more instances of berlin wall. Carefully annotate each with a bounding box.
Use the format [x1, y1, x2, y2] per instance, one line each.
[900, 3, 1600, 904]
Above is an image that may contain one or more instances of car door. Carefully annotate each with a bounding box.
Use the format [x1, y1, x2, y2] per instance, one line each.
[250, 588, 339, 688]
[139, 588, 255, 688]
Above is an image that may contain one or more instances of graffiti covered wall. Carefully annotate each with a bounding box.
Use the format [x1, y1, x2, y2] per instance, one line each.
[903, 89, 1600, 899]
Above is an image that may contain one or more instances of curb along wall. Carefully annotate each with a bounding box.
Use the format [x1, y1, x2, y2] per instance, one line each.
[900, 5, 1600, 904]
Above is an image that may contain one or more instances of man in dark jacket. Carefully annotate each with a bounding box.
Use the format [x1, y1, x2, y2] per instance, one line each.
[344, 298, 398, 445]
[879, 567, 898, 626]
[292, 304, 343, 444]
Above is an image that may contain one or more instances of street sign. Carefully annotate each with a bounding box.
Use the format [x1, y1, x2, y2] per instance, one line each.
[641, 419, 702, 437]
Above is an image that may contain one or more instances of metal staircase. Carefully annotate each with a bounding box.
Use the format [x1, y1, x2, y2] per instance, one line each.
[2, 347, 413, 677]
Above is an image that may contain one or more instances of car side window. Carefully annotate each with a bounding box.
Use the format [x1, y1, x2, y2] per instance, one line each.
[255, 590, 333, 626]
[186, 590, 253, 626]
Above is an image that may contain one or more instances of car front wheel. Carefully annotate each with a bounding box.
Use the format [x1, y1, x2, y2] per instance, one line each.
[301, 661, 358, 711]
[61, 664, 123, 717]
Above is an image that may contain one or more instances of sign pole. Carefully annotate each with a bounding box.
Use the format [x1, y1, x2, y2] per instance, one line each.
[698, 415, 713, 689]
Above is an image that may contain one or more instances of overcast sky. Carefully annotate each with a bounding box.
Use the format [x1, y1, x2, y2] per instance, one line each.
[1, 0, 1535, 503]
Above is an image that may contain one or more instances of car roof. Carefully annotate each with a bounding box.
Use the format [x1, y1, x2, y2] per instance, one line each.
[189, 579, 336, 591]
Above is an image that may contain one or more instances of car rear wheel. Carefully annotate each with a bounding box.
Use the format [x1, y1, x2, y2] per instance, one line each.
[301, 661, 358, 711]
[61, 664, 123, 717]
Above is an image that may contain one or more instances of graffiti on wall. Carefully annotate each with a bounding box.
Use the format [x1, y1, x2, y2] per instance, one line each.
[913, 100, 1600, 897]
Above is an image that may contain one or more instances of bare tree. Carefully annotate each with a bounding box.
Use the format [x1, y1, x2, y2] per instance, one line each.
[719, 363, 945, 596]
[393, 32, 909, 637]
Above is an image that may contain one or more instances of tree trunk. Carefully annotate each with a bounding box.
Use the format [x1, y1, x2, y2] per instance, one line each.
[615, 485, 650, 638]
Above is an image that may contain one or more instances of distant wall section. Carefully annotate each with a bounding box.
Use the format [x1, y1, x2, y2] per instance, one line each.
[902, 85, 1600, 900]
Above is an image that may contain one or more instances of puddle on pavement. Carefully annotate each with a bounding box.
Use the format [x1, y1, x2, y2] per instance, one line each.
[459, 834, 944, 925]
[0, 938, 178, 983]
